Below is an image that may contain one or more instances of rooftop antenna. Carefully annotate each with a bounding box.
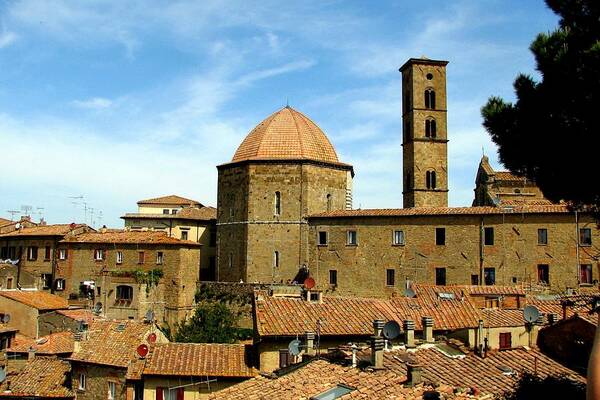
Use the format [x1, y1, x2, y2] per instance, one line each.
[6, 210, 19, 221]
[286, 97, 289, 108]
[36, 207, 44, 221]
[20, 205, 32, 217]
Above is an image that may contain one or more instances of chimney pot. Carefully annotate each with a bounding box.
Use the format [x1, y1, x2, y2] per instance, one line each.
[403, 319, 416, 348]
[305, 331, 315, 356]
[373, 319, 385, 337]
[406, 362, 423, 387]
[536, 313, 545, 325]
[547, 313, 558, 324]
[371, 336, 385, 369]
[422, 316, 434, 343]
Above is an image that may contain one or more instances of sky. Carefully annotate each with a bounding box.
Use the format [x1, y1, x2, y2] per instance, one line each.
[0, 0, 559, 227]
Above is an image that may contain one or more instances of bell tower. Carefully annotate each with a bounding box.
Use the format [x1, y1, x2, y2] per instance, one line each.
[400, 57, 449, 208]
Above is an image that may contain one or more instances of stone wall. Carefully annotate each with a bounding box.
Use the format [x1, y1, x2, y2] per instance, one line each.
[0, 297, 39, 338]
[72, 363, 128, 400]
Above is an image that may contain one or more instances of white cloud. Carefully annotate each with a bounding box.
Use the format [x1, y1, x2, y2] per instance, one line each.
[0, 30, 17, 48]
[72, 97, 113, 110]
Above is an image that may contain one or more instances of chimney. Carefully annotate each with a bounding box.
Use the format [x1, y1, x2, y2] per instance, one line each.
[351, 344, 358, 368]
[403, 319, 415, 348]
[371, 319, 385, 369]
[477, 319, 484, 356]
[536, 313, 545, 326]
[422, 316, 434, 343]
[547, 313, 558, 325]
[305, 332, 315, 356]
[100, 225, 108, 233]
[27, 347, 35, 360]
[406, 363, 423, 387]
[562, 301, 568, 320]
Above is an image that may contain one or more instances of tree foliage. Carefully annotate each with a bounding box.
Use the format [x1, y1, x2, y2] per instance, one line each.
[502, 372, 586, 399]
[481, 0, 600, 211]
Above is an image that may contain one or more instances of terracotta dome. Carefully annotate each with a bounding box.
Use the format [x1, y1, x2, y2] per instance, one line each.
[231, 106, 340, 164]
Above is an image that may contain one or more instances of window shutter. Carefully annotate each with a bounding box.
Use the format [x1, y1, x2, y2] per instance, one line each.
[156, 388, 163, 400]
[176, 388, 184, 400]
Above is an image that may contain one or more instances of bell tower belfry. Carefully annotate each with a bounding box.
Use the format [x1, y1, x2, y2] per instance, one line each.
[400, 58, 449, 208]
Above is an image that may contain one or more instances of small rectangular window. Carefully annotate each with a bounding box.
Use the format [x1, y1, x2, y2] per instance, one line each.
[538, 228, 548, 245]
[471, 274, 479, 285]
[435, 267, 446, 285]
[94, 249, 104, 261]
[55, 278, 65, 291]
[484, 227, 494, 245]
[274, 192, 281, 216]
[273, 251, 279, 268]
[346, 230, 357, 246]
[180, 230, 188, 240]
[279, 349, 290, 369]
[386, 269, 395, 286]
[116, 251, 123, 264]
[171, 209, 178, 215]
[580, 264, 593, 285]
[27, 246, 38, 261]
[138, 251, 145, 264]
[393, 230, 405, 245]
[78, 373, 86, 391]
[58, 249, 68, 260]
[41, 274, 52, 290]
[485, 297, 500, 309]
[537, 264, 549, 284]
[6, 277, 13, 289]
[44, 246, 51, 260]
[162, 209, 169, 215]
[156, 252, 163, 265]
[499, 332, 512, 350]
[435, 228, 445, 245]
[484, 268, 496, 285]
[108, 381, 116, 400]
[318, 231, 328, 246]
[580, 228, 592, 246]
[329, 270, 338, 285]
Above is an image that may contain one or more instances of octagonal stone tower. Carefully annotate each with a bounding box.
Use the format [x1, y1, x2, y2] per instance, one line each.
[217, 106, 354, 283]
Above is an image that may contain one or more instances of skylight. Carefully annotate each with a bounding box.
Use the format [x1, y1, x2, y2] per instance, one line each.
[311, 384, 355, 400]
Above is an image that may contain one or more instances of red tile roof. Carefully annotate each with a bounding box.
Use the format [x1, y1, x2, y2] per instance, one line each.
[209, 358, 483, 400]
[7, 331, 73, 354]
[137, 195, 202, 206]
[143, 343, 257, 378]
[0, 218, 12, 227]
[60, 230, 201, 246]
[0, 224, 89, 238]
[68, 320, 157, 368]
[0, 290, 68, 310]
[122, 206, 217, 222]
[55, 308, 95, 322]
[308, 205, 571, 219]
[494, 171, 528, 182]
[0, 357, 73, 398]
[231, 107, 341, 165]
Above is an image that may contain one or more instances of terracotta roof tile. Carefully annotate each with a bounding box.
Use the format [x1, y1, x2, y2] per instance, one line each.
[0, 357, 73, 398]
[7, 331, 73, 354]
[0, 218, 12, 227]
[494, 171, 528, 182]
[231, 107, 340, 164]
[60, 230, 201, 246]
[309, 205, 571, 219]
[55, 308, 95, 322]
[137, 195, 202, 206]
[68, 320, 157, 368]
[0, 224, 89, 238]
[122, 206, 217, 222]
[0, 290, 68, 310]
[144, 343, 257, 378]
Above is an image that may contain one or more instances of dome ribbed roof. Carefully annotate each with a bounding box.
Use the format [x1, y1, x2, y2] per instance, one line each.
[232, 106, 339, 163]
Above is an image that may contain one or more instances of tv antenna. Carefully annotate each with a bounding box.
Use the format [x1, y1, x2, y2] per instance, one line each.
[6, 210, 19, 221]
[36, 207, 45, 221]
[20, 205, 32, 216]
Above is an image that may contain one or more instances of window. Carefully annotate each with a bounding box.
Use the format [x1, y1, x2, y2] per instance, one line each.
[162, 209, 169, 215]
[116, 285, 133, 301]
[393, 230, 405, 245]
[471, 274, 479, 285]
[273, 251, 279, 268]
[78, 373, 86, 391]
[318, 231, 328, 246]
[485, 297, 500, 309]
[180, 230, 188, 240]
[94, 249, 105, 261]
[329, 270, 338, 285]
[425, 119, 437, 138]
[346, 230, 357, 246]
[580, 228, 592, 246]
[279, 349, 290, 369]
[426, 170, 437, 189]
[108, 381, 116, 400]
[228, 253, 233, 269]
[326, 194, 332, 212]
[156, 252, 163, 265]
[274, 191, 281, 216]
[41, 274, 52, 290]
[580, 264, 593, 284]
[484, 268, 495, 285]
[426, 72, 433, 80]
[537, 264, 549, 284]
[116, 251, 123, 264]
[499, 332, 512, 350]
[538, 228, 548, 245]
[27, 246, 38, 261]
[435, 228, 445, 245]
[6, 277, 13, 289]
[386, 269, 395, 286]
[58, 248, 68, 260]
[55, 278, 65, 291]
[138, 251, 145, 264]
[171, 209, 177, 215]
[435, 267, 446, 285]
[312, 385, 355, 400]
[44, 246, 51, 260]
[424, 89, 436, 109]
[484, 227, 494, 246]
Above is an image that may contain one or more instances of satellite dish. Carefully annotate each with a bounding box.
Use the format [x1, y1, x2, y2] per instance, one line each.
[0, 368, 5, 383]
[524, 305, 540, 323]
[147, 333, 157, 343]
[382, 320, 401, 340]
[14, 222, 21, 230]
[136, 344, 149, 358]
[93, 302, 103, 313]
[36, 337, 48, 345]
[304, 277, 316, 289]
[144, 310, 155, 322]
[2, 314, 10, 324]
[404, 287, 416, 298]
[288, 339, 302, 357]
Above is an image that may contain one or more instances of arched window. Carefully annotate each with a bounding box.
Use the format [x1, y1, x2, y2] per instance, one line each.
[424, 89, 436, 109]
[425, 119, 437, 138]
[426, 171, 437, 189]
[116, 285, 133, 301]
[274, 191, 281, 216]
[326, 194, 332, 211]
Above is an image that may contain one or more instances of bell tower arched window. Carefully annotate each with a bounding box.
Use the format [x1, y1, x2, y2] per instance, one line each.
[425, 119, 437, 138]
[326, 194, 332, 212]
[424, 89, 436, 109]
[426, 171, 437, 189]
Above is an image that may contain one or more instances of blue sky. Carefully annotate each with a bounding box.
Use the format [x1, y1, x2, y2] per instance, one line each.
[0, 0, 558, 227]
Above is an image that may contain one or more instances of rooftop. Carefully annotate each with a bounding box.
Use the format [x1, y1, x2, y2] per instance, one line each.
[122, 205, 217, 222]
[60, 230, 201, 246]
[143, 343, 257, 378]
[0, 290, 69, 311]
[230, 106, 343, 166]
[0, 357, 73, 398]
[137, 195, 202, 207]
[7, 331, 73, 355]
[55, 308, 95, 322]
[0, 223, 89, 238]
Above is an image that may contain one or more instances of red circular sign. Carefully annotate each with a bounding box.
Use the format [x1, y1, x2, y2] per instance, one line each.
[304, 277, 316, 289]
[136, 344, 149, 358]
[147, 333, 157, 343]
